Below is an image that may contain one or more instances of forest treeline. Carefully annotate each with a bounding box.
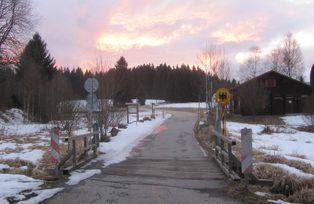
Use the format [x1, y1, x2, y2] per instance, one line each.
[0, 33, 237, 122]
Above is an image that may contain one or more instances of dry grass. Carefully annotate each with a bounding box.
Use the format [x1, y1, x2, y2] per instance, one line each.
[193, 122, 215, 154]
[261, 154, 314, 174]
[259, 145, 280, 151]
[0, 159, 35, 176]
[288, 151, 307, 159]
[254, 163, 314, 196]
[287, 187, 314, 204]
[229, 115, 284, 125]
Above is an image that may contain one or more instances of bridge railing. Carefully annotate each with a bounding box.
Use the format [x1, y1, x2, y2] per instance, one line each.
[212, 128, 243, 180]
[50, 129, 100, 176]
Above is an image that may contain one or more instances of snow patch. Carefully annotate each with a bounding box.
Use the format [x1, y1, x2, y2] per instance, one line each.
[19, 188, 64, 204]
[66, 169, 101, 185]
[99, 115, 169, 166]
[281, 115, 312, 127]
[0, 174, 42, 203]
[255, 191, 270, 197]
[267, 163, 314, 179]
[159, 102, 206, 109]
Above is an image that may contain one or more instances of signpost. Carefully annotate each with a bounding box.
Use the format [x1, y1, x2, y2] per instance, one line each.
[84, 77, 99, 130]
[215, 88, 231, 137]
[126, 102, 139, 124]
[84, 78, 99, 93]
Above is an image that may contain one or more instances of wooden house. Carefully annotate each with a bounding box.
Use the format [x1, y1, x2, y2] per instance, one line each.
[234, 70, 312, 115]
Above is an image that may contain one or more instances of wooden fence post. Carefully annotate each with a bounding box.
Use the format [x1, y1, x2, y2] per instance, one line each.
[241, 128, 253, 178]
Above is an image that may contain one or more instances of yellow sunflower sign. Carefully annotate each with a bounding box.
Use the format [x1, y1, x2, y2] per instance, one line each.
[215, 88, 231, 106]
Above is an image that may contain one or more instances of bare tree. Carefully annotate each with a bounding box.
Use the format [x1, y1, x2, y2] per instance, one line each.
[217, 51, 231, 80]
[0, 0, 34, 62]
[239, 46, 263, 82]
[280, 33, 304, 79]
[267, 33, 304, 79]
[267, 46, 282, 72]
[198, 44, 231, 109]
[54, 101, 81, 138]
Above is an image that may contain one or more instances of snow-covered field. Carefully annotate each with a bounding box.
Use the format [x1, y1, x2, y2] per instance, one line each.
[158, 102, 207, 109]
[145, 99, 166, 105]
[0, 108, 169, 203]
[227, 115, 314, 178]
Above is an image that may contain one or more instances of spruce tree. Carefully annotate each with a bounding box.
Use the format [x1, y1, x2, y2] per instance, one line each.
[18, 33, 56, 81]
[17, 33, 57, 121]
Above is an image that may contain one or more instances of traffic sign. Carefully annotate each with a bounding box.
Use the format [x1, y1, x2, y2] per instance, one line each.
[84, 78, 99, 93]
[215, 88, 231, 106]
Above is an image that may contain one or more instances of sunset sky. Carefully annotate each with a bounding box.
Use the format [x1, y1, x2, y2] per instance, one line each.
[33, 0, 314, 79]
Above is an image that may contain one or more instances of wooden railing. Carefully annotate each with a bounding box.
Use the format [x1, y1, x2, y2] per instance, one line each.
[56, 131, 100, 174]
[212, 128, 243, 180]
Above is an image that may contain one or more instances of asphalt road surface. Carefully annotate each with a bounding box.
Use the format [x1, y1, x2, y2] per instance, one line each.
[47, 111, 241, 204]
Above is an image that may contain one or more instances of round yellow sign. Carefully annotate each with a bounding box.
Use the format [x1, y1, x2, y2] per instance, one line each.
[215, 88, 231, 106]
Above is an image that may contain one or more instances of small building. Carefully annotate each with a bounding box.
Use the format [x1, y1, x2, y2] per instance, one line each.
[234, 70, 312, 115]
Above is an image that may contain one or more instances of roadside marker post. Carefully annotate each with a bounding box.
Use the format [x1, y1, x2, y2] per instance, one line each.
[50, 127, 60, 165]
[241, 128, 253, 177]
[151, 103, 155, 119]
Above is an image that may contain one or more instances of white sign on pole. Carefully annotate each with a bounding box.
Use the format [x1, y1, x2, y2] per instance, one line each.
[84, 78, 99, 93]
[129, 105, 138, 114]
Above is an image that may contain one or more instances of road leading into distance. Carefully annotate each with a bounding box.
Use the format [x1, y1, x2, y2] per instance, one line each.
[47, 111, 241, 204]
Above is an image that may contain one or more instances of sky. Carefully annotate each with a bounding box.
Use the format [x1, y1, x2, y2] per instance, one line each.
[33, 0, 314, 80]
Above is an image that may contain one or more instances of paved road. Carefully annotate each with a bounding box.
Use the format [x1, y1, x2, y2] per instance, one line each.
[47, 111, 241, 204]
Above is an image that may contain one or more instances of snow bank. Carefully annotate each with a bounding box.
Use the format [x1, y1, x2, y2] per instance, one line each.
[66, 169, 101, 185]
[99, 115, 169, 166]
